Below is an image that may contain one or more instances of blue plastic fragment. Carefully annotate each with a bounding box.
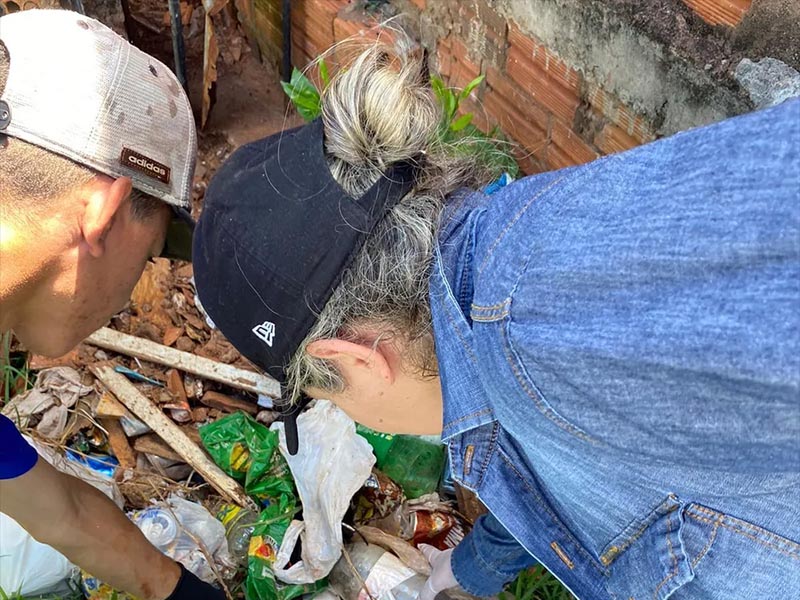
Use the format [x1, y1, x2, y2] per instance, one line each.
[114, 365, 165, 387]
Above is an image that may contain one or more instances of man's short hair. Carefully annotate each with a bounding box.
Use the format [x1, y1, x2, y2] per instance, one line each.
[0, 44, 163, 221]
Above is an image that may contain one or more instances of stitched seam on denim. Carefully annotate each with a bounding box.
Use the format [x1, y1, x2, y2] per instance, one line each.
[475, 422, 499, 488]
[444, 408, 493, 431]
[687, 505, 800, 552]
[600, 496, 680, 566]
[441, 293, 479, 365]
[686, 512, 800, 561]
[472, 299, 511, 312]
[690, 517, 721, 570]
[477, 176, 566, 276]
[653, 513, 679, 600]
[498, 450, 605, 574]
[500, 321, 597, 443]
[472, 310, 510, 322]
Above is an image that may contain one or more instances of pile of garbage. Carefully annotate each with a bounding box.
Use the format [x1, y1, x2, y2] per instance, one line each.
[1, 312, 479, 599]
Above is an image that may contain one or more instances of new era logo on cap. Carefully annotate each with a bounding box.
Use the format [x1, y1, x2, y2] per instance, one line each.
[252, 321, 276, 347]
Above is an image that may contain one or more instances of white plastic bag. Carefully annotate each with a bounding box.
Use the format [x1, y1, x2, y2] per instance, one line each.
[271, 400, 375, 584]
[0, 513, 77, 596]
[131, 494, 236, 583]
[0, 436, 123, 596]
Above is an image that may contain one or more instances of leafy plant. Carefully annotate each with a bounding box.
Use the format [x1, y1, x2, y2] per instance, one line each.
[282, 64, 519, 180]
[500, 565, 575, 600]
[430, 74, 519, 179]
[280, 68, 322, 121]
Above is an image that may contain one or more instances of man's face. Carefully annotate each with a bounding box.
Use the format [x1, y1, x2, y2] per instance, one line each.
[14, 196, 171, 357]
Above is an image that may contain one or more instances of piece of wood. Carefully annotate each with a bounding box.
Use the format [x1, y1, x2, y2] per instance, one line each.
[96, 391, 128, 419]
[134, 433, 183, 462]
[86, 327, 279, 397]
[102, 417, 138, 469]
[201, 390, 259, 415]
[91, 363, 254, 508]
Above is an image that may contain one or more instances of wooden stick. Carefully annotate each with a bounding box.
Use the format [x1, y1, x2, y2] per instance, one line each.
[86, 327, 279, 397]
[134, 433, 183, 462]
[101, 417, 138, 470]
[91, 364, 254, 508]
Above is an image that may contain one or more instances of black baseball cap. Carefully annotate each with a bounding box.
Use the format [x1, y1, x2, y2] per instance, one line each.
[193, 119, 416, 453]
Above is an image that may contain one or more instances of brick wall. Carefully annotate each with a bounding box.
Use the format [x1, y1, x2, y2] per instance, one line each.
[282, 0, 764, 175]
[682, 0, 752, 27]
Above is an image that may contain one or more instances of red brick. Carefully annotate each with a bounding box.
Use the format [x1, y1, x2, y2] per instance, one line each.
[485, 67, 550, 134]
[594, 122, 641, 155]
[681, 0, 751, 26]
[437, 40, 453, 78]
[508, 25, 579, 90]
[506, 45, 580, 125]
[448, 37, 482, 91]
[408, 0, 427, 10]
[586, 84, 655, 144]
[459, 0, 507, 39]
[482, 76, 549, 161]
[547, 120, 599, 170]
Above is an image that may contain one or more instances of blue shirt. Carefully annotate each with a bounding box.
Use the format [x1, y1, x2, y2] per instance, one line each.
[0, 414, 39, 479]
[432, 100, 800, 599]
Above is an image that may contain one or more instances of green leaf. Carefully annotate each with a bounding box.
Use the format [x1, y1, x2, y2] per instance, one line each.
[459, 74, 485, 101]
[319, 59, 330, 87]
[281, 68, 322, 121]
[445, 90, 457, 121]
[430, 76, 446, 103]
[450, 112, 474, 132]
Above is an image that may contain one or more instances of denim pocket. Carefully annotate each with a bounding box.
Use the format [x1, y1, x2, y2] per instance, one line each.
[604, 496, 800, 600]
[671, 504, 800, 599]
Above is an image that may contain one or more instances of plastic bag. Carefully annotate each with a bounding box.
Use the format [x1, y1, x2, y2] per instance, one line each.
[200, 413, 310, 600]
[0, 514, 77, 597]
[245, 493, 327, 600]
[131, 494, 236, 583]
[200, 411, 295, 506]
[0, 437, 123, 596]
[270, 401, 375, 585]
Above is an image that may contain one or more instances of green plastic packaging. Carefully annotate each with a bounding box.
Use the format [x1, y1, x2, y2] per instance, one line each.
[200, 412, 295, 506]
[355, 424, 395, 464]
[356, 425, 446, 499]
[202, 413, 327, 600]
[245, 494, 326, 600]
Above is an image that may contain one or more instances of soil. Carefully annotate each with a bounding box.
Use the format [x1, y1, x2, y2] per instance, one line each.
[733, 0, 800, 71]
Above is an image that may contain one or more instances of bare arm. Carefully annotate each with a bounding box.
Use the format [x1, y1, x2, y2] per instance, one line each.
[0, 456, 180, 600]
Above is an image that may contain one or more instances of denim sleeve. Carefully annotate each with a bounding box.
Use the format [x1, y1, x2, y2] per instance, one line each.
[451, 513, 538, 596]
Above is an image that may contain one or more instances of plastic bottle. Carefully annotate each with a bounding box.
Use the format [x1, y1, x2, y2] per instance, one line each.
[331, 542, 426, 600]
[217, 504, 260, 566]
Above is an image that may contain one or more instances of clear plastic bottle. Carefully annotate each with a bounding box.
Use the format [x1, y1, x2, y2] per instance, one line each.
[331, 542, 426, 600]
[217, 504, 260, 566]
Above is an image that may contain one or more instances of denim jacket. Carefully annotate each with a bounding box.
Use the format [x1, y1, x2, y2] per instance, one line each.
[431, 99, 800, 600]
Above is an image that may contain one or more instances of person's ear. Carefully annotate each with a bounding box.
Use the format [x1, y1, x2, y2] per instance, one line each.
[306, 338, 395, 384]
[81, 176, 132, 258]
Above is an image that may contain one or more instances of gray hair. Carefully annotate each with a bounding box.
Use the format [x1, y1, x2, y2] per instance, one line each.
[284, 39, 496, 401]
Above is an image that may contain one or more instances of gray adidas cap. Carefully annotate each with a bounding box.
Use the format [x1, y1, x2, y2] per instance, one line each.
[0, 9, 197, 208]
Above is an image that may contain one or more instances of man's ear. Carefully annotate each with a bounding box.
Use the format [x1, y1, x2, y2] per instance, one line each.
[81, 176, 132, 258]
[306, 338, 395, 384]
